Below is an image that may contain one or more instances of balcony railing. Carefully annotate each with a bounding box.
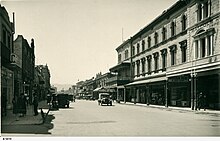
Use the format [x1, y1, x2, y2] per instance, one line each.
[106, 76, 131, 84]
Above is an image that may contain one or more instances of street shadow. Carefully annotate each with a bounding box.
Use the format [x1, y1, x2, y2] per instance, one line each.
[1, 114, 55, 135]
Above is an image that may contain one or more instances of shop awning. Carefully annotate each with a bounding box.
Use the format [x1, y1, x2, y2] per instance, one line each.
[93, 87, 106, 92]
[125, 77, 167, 86]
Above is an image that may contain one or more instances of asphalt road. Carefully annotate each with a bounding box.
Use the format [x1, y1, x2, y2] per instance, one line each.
[48, 100, 220, 136]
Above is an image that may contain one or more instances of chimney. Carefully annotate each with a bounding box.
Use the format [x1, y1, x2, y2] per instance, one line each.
[31, 38, 35, 48]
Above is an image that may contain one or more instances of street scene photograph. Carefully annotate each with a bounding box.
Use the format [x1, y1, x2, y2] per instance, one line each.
[1, 0, 220, 140]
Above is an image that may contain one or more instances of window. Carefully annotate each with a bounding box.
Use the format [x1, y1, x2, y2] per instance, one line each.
[153, 52, 159, 72]
[136, 60, 140, 77]
[160, 49, 167, 71]
[181, 14, 187, 31]
[169, 45, 177, 66]
[142, 40, 145, 51]
[132, 46, 135, 56]
[148, 37, 151, 48]
[162, 27, 167, 41]
[195, 40, 199, 59]
[118, 54, 122, 63]
[147, 55, 152, 74]
[194, 29, 214, 59]
[141, 58, 146, 75]
[132, 62, 135, 77]
[180, 40, 187, 63]
[170, 21, 176, 37]
[154, 32, 158, 45]
[201, 38, 206, 58]
[207, 35, 212, 56]
[125, 50, 129, 59]
[3, 29, 7, 45]
[197, 1, 211, 22]
[137, 43, 140, 54]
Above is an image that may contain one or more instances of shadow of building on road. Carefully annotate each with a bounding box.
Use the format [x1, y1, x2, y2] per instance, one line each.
[1, 114, 55, 135]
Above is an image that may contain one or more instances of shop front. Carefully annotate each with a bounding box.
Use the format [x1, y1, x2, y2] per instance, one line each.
[168, 75, 191, 107]
[125, 77, 167, 106]
[196, 71, 220, 110]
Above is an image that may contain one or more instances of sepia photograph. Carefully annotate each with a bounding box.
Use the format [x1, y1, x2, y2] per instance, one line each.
[0, 0, 220, 140]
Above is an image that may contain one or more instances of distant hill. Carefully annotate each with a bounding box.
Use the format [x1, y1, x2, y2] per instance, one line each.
[52, 84, 72, 92]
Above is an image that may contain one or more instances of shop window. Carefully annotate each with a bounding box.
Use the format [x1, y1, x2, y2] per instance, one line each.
[148, 36, 151, 48]
[142, 40, 145, 51]
[162, 27, 167, 41]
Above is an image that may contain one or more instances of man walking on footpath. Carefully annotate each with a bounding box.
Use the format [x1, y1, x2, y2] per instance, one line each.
[33, 95, 39, 116]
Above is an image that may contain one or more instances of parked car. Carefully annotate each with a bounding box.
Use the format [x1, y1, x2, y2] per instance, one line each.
[98, 93, 112, 106]
[57, 93, 70, 108]
[68, 94, 74, 102]
[51, 94, 59, 110]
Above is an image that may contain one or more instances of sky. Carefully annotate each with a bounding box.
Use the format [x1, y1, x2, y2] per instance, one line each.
[1, 0, 177, 85]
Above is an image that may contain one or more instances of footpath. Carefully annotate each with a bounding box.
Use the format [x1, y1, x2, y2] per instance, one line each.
[118, 102, 220, 115]
[1, 100, 50, 126]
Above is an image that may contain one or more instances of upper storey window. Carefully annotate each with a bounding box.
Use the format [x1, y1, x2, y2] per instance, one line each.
[132, 46, 135, 56]
[148, 36, 151, 48]
[118, 54, 122, 63]
[197, 0, 211, 22]
[162, 27, 167, 41]
[154, 32, 158, 45]
[137, 43, 140, 54]
[170, 21, 176, 37]
[142, 40, 145, 51]
[181, 14, 187, 31]
[125, 50, 129, 59]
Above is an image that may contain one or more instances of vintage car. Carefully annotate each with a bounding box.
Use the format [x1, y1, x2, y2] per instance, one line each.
[57, 93, 70, 108]
[51, 94, 59, 110]
[98, 93, 112, 106]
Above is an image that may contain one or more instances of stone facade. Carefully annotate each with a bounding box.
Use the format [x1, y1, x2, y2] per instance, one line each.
[114, 0, 220, 110]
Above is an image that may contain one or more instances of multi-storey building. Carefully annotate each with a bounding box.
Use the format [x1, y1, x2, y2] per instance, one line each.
[1, 4, 15, 115]
[115, 0, 220, 110]
[13, 35, 35, 103]
[107, 39, 132, 102]
[34, 65, 51, 100]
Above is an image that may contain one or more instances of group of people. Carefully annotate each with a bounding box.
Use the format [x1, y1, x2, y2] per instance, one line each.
[12, 93, 39, 118]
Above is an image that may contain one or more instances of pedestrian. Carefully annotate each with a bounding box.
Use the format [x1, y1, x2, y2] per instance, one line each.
[198, 92, 203, 110]
[202, 93, 207, 111]
[18, 94, 27, 117]
[33, 95, 39, 116]
[12, 97, 19, 121]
